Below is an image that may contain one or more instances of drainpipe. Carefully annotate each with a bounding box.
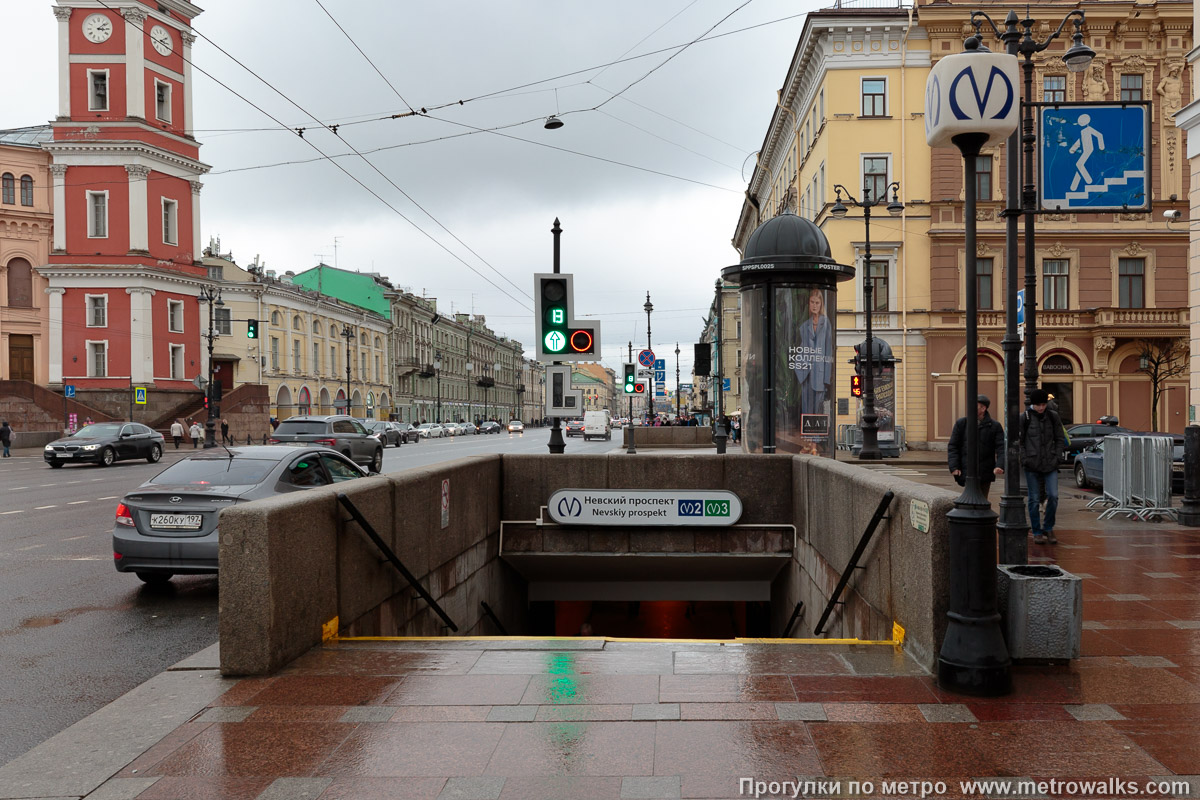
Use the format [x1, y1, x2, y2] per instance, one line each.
[900, 5, 913, 441]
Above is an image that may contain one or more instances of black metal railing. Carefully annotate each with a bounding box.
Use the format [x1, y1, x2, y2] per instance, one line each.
[814, 490, 895, 636]
[336, 493, 459, 632]
[479, 601, 508, 635]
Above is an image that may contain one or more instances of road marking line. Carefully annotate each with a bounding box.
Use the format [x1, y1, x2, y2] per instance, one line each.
[68, 500, 89, 505]
[34, 505, 57, 510]
[7, 487, 28, 491]
[17, 544, 46, 551]
[98, 496, 120, 500]
[39, 484, 57, 488]
[0, 510, 24, 515]
[64, 535, 88, 541]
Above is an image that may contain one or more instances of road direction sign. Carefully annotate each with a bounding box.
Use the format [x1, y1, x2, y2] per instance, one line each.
[654, 370, 666, 382]
[653, 359, 665, 370]
[1039, 103, 1150, 212]
[134, 387, 147, 405]
[638, 349, 655, 368]
[63, 385, 76, 398]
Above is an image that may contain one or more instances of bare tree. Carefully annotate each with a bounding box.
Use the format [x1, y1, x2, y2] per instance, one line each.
[1135, 338, 1188, 431]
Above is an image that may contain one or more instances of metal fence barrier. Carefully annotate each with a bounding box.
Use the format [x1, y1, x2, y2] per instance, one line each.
[1091, 435, 1178, 522]
[838, 424, 906, 455]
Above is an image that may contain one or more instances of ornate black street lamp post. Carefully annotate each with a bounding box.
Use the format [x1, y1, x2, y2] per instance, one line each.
[831, 182, 903, 460]
[197, 287, 223, 448]
[644, 293, 653, 422]
[340, 324, 355, 416]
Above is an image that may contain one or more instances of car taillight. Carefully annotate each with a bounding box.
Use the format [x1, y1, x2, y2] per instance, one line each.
[113, 552, 122, 561]
[115, 503, 135, 527]
[268, 438, 280, 444]
[314, 438, 337, 447]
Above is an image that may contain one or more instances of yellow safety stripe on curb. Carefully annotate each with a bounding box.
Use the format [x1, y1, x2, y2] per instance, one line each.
[336, 635, 901, 646]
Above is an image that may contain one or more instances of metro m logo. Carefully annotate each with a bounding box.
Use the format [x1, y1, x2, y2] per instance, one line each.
[949, 65, 1014, 122]
[557, 497, 582, 518]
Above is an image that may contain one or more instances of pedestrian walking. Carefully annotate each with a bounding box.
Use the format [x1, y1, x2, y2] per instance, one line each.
[220, 418, 230, 445]
[0, 420, 13, 458]
[1021, 388, 1067, 545]
[947, 394, 1005, 501]
[169, 419, 185, 449]
[189, 420, 203, 447]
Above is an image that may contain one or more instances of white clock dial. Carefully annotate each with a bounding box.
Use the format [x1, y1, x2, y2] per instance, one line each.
[150, 25, 173, 56]
[82, 13, 113, 43]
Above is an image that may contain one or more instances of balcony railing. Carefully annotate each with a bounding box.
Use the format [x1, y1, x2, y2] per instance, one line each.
[932, 307, 1186, 329]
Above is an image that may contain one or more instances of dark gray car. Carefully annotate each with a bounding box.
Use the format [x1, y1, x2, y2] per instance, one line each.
[44, 422, 165, 468]
[268, 414, 384, 473]
[113, 446, 367, 584]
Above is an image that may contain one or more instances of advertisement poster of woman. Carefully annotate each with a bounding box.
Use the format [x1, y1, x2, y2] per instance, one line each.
[775, 285, 835, 456]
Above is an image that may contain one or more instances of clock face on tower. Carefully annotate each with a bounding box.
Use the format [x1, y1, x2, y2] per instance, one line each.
[82, 13, 113, 43]
[150, 25, 173, 55]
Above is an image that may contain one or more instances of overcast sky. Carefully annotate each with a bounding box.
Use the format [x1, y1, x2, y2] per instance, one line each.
[1, 0, 823, 377]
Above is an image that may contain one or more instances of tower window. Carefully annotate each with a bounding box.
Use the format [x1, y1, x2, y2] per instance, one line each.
[88, 341, 108, 377]
[87, 294, 108, 327]
[20, 175, 33, 206]
[162, 198, 177, 245]
[155, 80, 172, 122]
[168, 299, 183, 332]
[88, 70, 109, 111]
[87, 191, 108, 238]
[1, 173, 13, 204]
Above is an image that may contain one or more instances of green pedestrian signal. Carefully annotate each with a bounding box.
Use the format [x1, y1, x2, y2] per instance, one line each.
[623, 363, 636, 394]
[247, 319, 258, 339]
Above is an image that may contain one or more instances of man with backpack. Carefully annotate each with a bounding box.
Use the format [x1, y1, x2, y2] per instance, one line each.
[1021, 388, 1067, 545]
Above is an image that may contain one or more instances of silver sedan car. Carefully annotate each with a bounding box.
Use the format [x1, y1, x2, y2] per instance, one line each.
[113, 446, 366, 585]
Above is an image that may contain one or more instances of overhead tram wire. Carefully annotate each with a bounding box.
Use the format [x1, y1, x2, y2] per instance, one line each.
[91, 0, 533, 313]
[314, 0, 415, 114]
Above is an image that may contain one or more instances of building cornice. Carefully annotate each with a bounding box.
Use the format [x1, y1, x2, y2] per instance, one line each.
[42, 139, 209, 176]
[56, 0, 203, 26]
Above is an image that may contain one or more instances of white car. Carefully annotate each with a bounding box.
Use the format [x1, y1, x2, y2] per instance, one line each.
[456, 422, 477, 436]
[417, 423, 444, 439]
[507, 420, 525, 433]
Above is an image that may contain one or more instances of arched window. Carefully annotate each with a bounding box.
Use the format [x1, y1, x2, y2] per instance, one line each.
[312, 320, 321, 335]
[374, 336, 382, 349]
[360, 332, 367, 345]
[271, 310, 281, 325]
[330, 324, 338, 337]
[1, 173, 13, 204]
[20, 175, 33, 207]
[5, 258, 33, 307]
[292, 315, 301, 330]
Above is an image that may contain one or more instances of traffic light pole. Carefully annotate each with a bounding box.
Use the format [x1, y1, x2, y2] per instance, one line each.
[627, 343, 637, 455]
[548, 219, 566, 454]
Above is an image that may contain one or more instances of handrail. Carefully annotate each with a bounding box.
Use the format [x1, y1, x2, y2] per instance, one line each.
[479, 601, 508, 635]
[782, 602, 804, 638]
[814, 490, 894, 635]
[336, 493, 459, 632]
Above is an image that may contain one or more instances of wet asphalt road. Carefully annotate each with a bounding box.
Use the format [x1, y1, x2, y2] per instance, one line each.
[0, 427, 615, 765]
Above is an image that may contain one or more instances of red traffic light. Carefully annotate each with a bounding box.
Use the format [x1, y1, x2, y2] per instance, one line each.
[850, 374, 863, 397]
[633, 382, 645, 394]
[569, 329, 594, 353]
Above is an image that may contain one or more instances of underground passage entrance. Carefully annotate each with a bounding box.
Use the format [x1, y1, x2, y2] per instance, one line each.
[533, 600, 773, 639]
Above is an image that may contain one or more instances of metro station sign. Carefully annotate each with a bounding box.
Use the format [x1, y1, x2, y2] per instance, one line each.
[547, 489, 743, 526]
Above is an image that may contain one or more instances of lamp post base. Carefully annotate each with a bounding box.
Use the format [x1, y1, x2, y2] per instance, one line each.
[548, 419, 565, 454]
[996, 491, 1029, 564]
[203, 419, 217, 449]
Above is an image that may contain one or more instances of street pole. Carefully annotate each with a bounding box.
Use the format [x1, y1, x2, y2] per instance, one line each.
[713, 278, 726, 454]
[198, 287, 222, 448]
[341, 324, 354, 416]
[627, 340, 636, 454]
[644, 292, 653, 422]
[675, 343, 680, 419]
[547, 219, 566, 454]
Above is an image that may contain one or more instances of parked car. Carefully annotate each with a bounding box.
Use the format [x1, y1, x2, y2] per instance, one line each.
[455, 422, 477, 436]
[44, 422, 165, 468]
[478, 421, 502, 434]
[393, 422, 421, 443]
[1072, 432, 1183, 493]
[113, 446, 367, 584]
[267, 414, 383, 473]
[507, 420, 525, 433]
[417, 423, 445, 439]
[1063, 421, 1133, 462]
[565, 419, 584, 437]
[365, 420, 402, 447]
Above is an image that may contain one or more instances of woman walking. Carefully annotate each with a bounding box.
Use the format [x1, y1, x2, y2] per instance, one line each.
[189, 420, 203, 447]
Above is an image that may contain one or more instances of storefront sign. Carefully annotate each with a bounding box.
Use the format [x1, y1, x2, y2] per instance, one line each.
[547, 489, 743, 526]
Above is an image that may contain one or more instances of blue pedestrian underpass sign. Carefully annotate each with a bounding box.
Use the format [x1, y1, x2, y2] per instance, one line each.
[1039, 103, 1150, 212]
[63, 385, 76, 399]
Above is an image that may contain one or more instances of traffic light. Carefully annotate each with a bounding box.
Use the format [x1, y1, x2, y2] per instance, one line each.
[850, 374, 863, 397]
[634, 382, 645, 394]
[533, 273, 600, 362]
[623, 363, 636, 394]
[852, 342, 864, 377]
[247, 319, 258, 339]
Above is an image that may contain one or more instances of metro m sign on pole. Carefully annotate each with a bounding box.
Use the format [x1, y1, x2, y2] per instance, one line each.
[534, 272, 600, 363]
[925, 49, 1019, 150]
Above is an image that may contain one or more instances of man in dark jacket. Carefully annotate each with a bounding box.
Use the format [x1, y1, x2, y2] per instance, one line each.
[947, 394, 1005, 500]
[1021, 388, 1067, 545]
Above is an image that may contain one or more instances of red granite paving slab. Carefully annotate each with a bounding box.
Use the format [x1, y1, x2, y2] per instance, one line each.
[1145, 598, 1200, 617]
[147, 722, 358, 777]
[386, 705, 493, 722]
[1100, 629, 1200, 656]
[132, 776, 274, 799]
[659, 674, 798, 703]
[497, 776, 623, 799]
[381, 675, 530, 705]
[234, 676, 402, 707]
[469, 649, 674, 675]
[968, 722, 1169, 777]
[925, 671, 1080, 704]
[315, 722, 504, 777]
[809, 722, 995, 777]
[822, 703, 926, 722]
[1168, 667, 1200, 687]
[1082, 600, 1173, 621]
[1109, 703, 1200, 721]
[208, 677, 277, 706]
[1081, 630, 1137, 657]
[315, 777, 447, 800]
[790, 676, 939, 704]
[246, 706, 347, 722]
[283, 647, 480, 676]
[116, 722, 213, 778]
[484, 721, 656, 776]
[520, 674, 660, 705]
[965, 703, 1075, 721]
[654, 721, 822, 799]
[1072, 656, 1134, 669]
[677, 702, 779, 720]
[671, 649, 850, 675]
[1058, 667, 1200, 704]
[1090, 620, 1181, 630]
[1107, 720, 1200, 774]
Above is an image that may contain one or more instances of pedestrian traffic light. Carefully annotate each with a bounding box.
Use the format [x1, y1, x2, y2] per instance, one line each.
[850, 374, 863, 397]
[623, 363, 636, 394]
[533, 273, 600, 363]
[247, 319, 258, 339]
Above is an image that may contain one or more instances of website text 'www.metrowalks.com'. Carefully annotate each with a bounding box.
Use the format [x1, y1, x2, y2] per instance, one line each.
[739, 777, 1194, 799]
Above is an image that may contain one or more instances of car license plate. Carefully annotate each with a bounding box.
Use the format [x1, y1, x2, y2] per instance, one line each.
[150, 513, 203, 530]
[55, 452, 71, 457]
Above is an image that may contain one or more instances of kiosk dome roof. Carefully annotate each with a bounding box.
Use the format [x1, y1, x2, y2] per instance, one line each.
[743, 213, 832, 261]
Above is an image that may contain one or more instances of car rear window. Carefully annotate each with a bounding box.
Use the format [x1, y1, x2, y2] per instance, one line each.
[151, 459, 276, 486]
[274, 421, 328, 435]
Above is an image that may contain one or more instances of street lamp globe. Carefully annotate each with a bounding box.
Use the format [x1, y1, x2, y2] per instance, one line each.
[830, 195, 849, 219]
[1063, 28, 1095, 72]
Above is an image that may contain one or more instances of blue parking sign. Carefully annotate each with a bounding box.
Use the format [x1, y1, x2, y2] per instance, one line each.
[1039, 103, 1150, 212]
